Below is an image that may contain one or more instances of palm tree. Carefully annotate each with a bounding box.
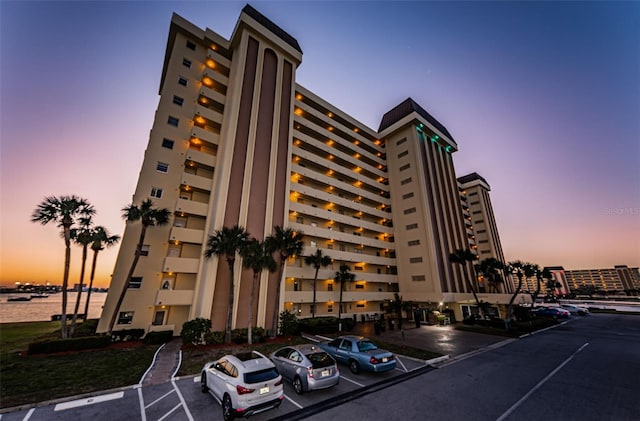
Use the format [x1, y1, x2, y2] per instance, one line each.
[335, 264, 355, 331]
[449, 248, 484, 318]
[83, 226, 120, 320]
[31, 195, 95, 338]
[204, 225, 250, 344]
[544, 271, 561, 301]
[529, 265, 552, 309]
[478, 257, 505, 293]
[505, 260, 531, 330]
[241, 238, 276, 344]
[68, 216, 94, 336]
[108, 199, 170, 333]
[266, 226, 304, 337]
[304, 249, 332, 318]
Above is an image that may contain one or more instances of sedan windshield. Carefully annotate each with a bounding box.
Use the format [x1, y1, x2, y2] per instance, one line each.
[357, 340, 378, 352]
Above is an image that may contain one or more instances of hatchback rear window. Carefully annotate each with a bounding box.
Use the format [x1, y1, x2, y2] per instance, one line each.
[244, 368, 279, 384]
[307, 352, 334, 369]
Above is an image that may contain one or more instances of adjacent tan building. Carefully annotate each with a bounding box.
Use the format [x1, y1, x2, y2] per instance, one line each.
[97, 6, 511, 335]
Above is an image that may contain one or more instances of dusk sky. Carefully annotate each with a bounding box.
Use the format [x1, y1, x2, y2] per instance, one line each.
[1, 1, 639, 288]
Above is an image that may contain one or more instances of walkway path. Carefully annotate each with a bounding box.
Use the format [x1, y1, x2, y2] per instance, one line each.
[140, 338, 183, 386]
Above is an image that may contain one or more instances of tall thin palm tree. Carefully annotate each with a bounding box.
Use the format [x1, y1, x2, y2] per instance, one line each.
[31, 195, 95, 338]
[304, 249, 332, 318]
[69, 216, 94, 336]
[505, 260, 528, 330]
[266, 226, 304, 337]
[108, 199, 170, 333]
[204, 225, 249, 344]
[449, 248, 483, 318]
[335, 264, 355, 332]
[241, 238, 276, 344]
[478, 257, 505, 293]
[83, 226, 120, 320]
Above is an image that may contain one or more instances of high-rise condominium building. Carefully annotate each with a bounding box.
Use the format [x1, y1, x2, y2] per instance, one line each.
[97, 6, 509, 335]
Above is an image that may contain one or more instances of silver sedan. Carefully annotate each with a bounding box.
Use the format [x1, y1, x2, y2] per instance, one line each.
[270, 344, 340, 394]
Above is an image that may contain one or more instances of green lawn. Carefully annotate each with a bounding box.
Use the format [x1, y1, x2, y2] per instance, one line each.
[0, 321, 158, 410]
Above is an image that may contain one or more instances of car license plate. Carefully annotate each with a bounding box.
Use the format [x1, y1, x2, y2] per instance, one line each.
[321, 370, 330, 377]
[259, 386, 269, 394]
[382, 357, 388, 362]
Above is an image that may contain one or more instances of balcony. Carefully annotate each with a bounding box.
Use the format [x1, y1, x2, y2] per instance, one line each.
[195, 104, 223, 125]
[169, 227, 205, 244]
[155, 289, 195, 306]
[191, 126, 219, 145]
[162, 257, 200, 273]
[176, 198, 209, 216]
[284, 290, 394, 303]
[181, 172, 213, 191]
[186, 148, 216, 167]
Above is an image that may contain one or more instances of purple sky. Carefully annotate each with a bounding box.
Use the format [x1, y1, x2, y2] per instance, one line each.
[1, 1, 639, 288]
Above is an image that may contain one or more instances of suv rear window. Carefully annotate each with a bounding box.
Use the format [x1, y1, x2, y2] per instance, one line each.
[244, 368, 279, 384]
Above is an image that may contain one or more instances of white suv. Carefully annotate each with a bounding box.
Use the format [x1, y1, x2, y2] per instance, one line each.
[201, 351, 283, 420]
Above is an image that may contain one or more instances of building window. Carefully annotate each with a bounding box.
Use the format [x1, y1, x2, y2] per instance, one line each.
[396, 138, 407, 146]
[293, 280, 300, 291]
[152, 311, 166, 326]
[328, 283, 333, 292]
[355, 267, 364, 272]
[410, 257, 423, 263]
[296, 216, 303, 224]
[173, 95, 184, 106]
[404, 207, 416, 215]
[411, 275, 426, 282]
[140, 245, 150, 256]
[399, 163, 411, 171]
[406, 223, 418, 230]
[398, 150, 408, 158]
[327, 304, 333, 313]
[117, 311, 134, 325]
[355, 283, 364, 288]
[356, 304, 365, 308]
[178, 77, 188, 86]
[310, 240, 317, 248]
[401, 177, 412, 185]
[186, 40, 196, 51]
[182, 58, 192, 68]
[156, 162, 169, 173]
[150, 187, 163, 198]
[162, 138, 174, 149]
[402, 192, 414, 200]
[128, 277, 142, 289]
[167, 116, 179, 127]
[408, 240, 420, 246]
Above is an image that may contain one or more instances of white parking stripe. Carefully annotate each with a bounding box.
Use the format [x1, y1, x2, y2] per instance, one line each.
[54, 392, 124, 411]
[284, 394, 303, 409]
[157, 403, 182, 421]
[339, 375, 365, 387]
[22, 408, 35, 420]
[171, 377, 194, 421]
[145, 389, 176, 408]
[395, 357, 408, 372]
[137, 387, 147, 421]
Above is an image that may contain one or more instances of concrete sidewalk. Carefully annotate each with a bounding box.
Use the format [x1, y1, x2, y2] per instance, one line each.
[140, 338, 183, 386]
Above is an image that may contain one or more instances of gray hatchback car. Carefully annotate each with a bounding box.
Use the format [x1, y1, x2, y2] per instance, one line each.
[270, 344, 340, 394]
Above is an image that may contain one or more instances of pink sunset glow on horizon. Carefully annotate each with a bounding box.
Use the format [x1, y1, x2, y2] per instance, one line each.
[1, 2, 638, 289]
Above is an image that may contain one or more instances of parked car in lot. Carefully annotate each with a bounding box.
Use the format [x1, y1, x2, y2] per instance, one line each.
[318, 335, 396, 374]
[533, 307, 570, 319]
[201, 351, 283, 421]
[270, 344, 340, 394]
[561, 304, 590, 315]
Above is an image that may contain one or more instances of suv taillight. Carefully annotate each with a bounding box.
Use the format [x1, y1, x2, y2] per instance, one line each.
[236, 385, 255, 395]
[275, 378, 283, 386]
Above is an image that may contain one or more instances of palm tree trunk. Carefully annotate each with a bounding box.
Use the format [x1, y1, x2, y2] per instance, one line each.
[505, 274, 523, 331]
[312, 267, 319, 319]
[108, 226, 146, 333]
[83, 249, 99, 320]
[338, 280, 344, 332]
[225, 257, 235, 344]
[271, 261, 285, 338]
[61, 236, 72, 339]
[69, 245, 88, 336]
[248, 273, 258, 345]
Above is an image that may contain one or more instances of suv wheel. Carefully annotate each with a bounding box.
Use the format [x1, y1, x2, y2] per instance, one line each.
[293, 376, 304, 395]
[200, 373, 207, 393]
[222, 394, 235, 421]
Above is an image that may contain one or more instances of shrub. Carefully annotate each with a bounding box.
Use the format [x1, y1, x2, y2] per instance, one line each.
[181, 318, 211, 345]
[111, 329, 145, 342]
[279, 310, 299, 336]
[143, 330, 174, 345]
[28, 335, 111, 354]
[204, 331, 225, 345]
[74, 319, 99, 337]
[298, 317, 338, 334]
[232, 328, 248, 344]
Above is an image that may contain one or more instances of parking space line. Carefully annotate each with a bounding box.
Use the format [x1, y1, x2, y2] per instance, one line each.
[22, 408, 35, 420]
[395, 357, 408, 372]
[284, 395, 304, 409]
[171, 377, 194, 421]
[54, 392, 124, 411]
[157, 403, 182, 421]
[145, 389, 176, 409]
[137, 388, 147, 421]
[339, 375, 365, 387]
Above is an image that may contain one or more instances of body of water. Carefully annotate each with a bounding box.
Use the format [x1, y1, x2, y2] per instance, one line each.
[0, 292, 107, 323]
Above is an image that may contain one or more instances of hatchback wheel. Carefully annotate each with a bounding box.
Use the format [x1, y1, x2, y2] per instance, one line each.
[293, 376, 304, 395]
[349, 359, 360, 374]
[200, 373, 207, 393]
[222, 394, 235, 421]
